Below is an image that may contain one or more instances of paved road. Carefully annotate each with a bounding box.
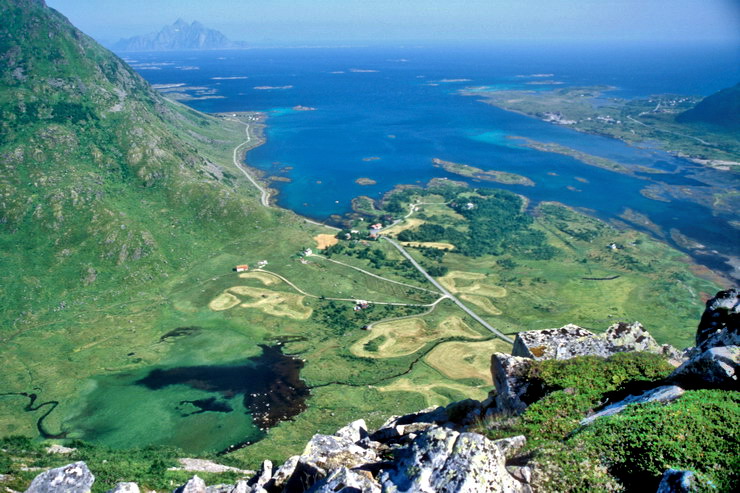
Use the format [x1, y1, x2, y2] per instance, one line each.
[231, 123, 271, 207]
[382, 237, 514, 344]
[230, 120, 340, 231]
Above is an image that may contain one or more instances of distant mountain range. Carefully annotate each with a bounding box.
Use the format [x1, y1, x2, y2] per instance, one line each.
[113, 19, 247, 52]
[677, 82, 740, 129]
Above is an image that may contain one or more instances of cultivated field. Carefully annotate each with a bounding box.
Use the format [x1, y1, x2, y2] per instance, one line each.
[350, 315, 486, 359]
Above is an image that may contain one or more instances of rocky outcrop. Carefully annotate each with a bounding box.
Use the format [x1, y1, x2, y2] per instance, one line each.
[512, 322, 682, 364]
[669, 346, 738, 389]
[695, 288, 739, 352]
[379, 426, 526, 493]
[667, 289, 739, 390]
[24, 462, 94, 493]
[490, 353, 535, 414]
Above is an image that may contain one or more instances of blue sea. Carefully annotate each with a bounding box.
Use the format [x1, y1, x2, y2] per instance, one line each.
[124, 43, 740, 278]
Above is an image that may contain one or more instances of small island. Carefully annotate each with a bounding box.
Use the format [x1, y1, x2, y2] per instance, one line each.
[432, 158, 535, 186]
[355, 177, 378, 186]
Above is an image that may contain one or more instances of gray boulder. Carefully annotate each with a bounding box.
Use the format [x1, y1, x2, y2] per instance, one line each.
[669, 345, 738, 390]
[492, 435, 527, 459]
[246, 460, 272, 491]
[696, 288, 739, 351]
[490, 353, 535, 414]
[309, 467, 380, 493]
[580, 385, 685, 426]
[379, 426, 526, 493]
[25, 462, 95, 493]
[656, 469, 704, 492]
[301, 433, 377, 470]
[106, 483, 140, 493]
[264, 455, 299, 492]
[175, 475, 206, 493]
[334, 419, 368, 443]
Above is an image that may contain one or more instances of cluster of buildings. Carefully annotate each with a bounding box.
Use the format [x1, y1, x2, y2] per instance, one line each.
[234, 259, 269, 272]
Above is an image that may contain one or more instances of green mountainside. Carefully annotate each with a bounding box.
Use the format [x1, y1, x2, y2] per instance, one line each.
[677, 82, 740, 129]
[0, 0, 272, 328]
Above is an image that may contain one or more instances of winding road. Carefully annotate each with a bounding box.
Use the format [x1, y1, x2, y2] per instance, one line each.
[382, 237, 514, 344]
[229, 116, 513, 344]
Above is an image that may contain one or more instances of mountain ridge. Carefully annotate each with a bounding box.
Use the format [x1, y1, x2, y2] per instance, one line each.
[677, 82, 740, 129]
[113, 19, 248, 52]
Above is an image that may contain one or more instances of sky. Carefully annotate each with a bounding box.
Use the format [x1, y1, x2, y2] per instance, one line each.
[45, 0, 740, 47]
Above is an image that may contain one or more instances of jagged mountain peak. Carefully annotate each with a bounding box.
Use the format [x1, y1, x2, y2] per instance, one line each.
[113, 19, 246, 52]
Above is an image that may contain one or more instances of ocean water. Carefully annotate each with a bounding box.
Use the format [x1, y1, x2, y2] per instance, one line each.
[126, 43, 740, 275]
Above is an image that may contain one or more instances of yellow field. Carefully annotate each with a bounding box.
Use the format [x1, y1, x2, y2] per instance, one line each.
[239, 271, 280, 286]
[459, 294, 502, 315]
[209, 286, 312, 320]
[383, 218, 425, 236]
[439, 271, 507, 298]
[350, 315, 485, 359]
[424, 339, 512, 383]
[209, 292, 241, 311]
[375, 378, 489, 407]
[401, 241, 455, 250]
[314, 234, 339, 249]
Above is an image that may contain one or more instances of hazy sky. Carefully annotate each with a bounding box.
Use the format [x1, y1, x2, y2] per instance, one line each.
[46, 0, 740, 46]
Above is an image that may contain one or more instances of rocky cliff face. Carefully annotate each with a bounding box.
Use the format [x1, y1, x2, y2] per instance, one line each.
[22, 289, 739, 492]
[113, 20, 246, 52]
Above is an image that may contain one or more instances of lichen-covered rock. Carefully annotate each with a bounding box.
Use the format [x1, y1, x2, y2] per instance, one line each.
[490, 353, 535, 414]
[175, 475, 206, 493]
[580, 385, 685, 426]
[696, 288, 739, 351]
[512, 322, 682, 363]
[25, 461, 95, 493]
[656, 469, 705, 492]
[604, 322, 684, 364]
[669, 346, 739, 390]
[309, 466, 381, 493]
[512, 324, 604, 360]
[106, 483, 140, 493]
[302, 434, 377, 470]
[379, 426, 526, 493]
[492, 435, 526, 459]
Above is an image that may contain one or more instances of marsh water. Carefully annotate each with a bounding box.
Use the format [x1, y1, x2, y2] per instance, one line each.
[62, 330, 308, 453]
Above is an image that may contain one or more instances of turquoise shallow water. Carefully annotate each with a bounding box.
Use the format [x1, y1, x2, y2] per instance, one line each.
[127, 43, 739, 275]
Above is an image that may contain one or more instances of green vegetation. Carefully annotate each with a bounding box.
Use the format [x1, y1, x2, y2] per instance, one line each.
[0, 436, 246, 492]
[496, 353, 675, 442]
[572, 389, 738, 491]
[432, 158, 535, 186]
[359, 185, 719, 348]
[474, 354, 738, 492]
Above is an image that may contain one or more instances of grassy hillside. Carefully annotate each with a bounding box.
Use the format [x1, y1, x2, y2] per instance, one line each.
[677, 82, 740, 130]
[0, 0, 273, 328]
